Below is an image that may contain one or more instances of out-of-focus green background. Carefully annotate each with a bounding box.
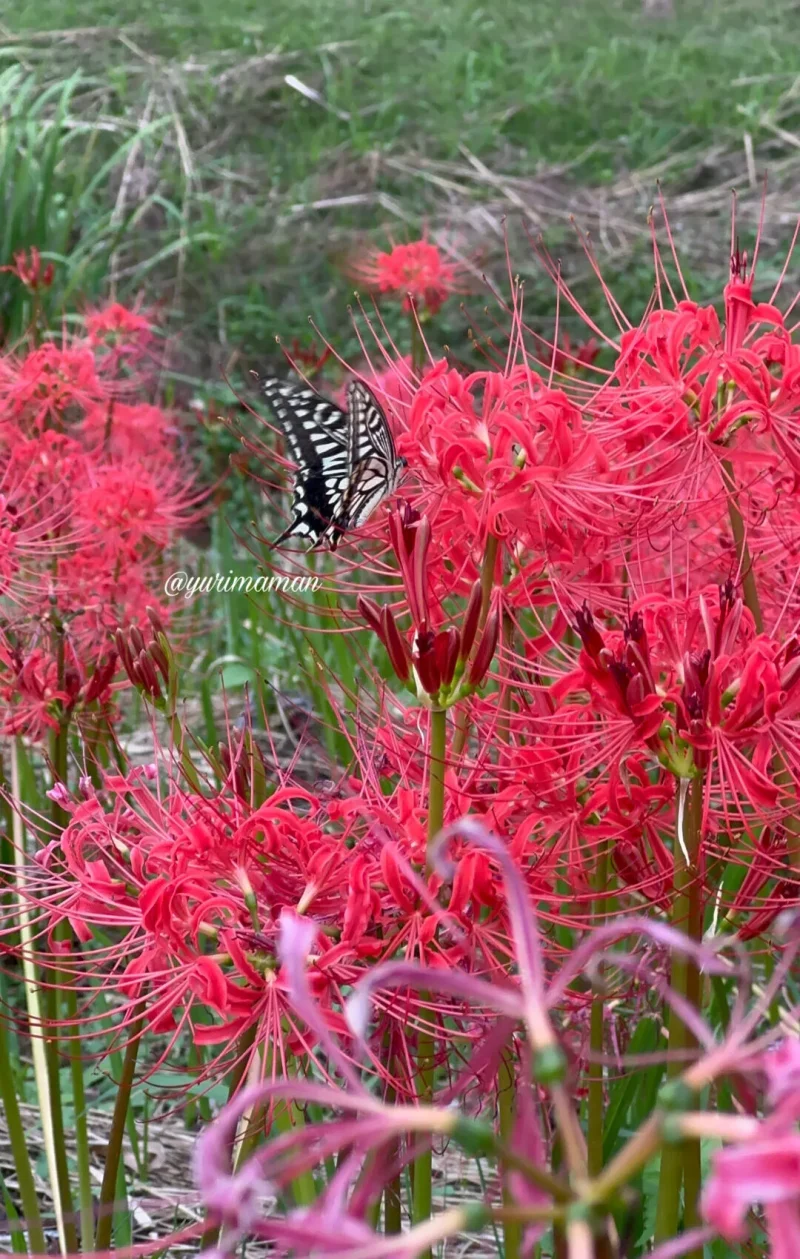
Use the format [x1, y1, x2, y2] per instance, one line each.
[4, 0, 800, 389]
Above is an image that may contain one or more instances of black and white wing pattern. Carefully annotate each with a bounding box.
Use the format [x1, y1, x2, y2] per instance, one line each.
[261, 376, 405, 551]
[261, 377, 351, 549]
[339, 380, 405, 532]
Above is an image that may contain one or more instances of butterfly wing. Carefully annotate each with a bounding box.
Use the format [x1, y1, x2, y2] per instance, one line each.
[262, 378, 351, 547]
[262, 375, 405, 551]
[346, 380, 399, 467]
[336, 455, 398, 533]
[331, 381, 405, 542]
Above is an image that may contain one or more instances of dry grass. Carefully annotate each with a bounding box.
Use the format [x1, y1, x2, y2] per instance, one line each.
[0, 1102, 505, 1257]
[7, 2, 800, 382]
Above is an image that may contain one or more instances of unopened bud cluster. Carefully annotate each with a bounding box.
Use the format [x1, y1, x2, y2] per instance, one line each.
[358, 507, 499, 707]
[114, 607, 174, 708]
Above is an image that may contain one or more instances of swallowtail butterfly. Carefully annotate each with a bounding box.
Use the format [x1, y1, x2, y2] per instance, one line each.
[261, 376, 406, 550]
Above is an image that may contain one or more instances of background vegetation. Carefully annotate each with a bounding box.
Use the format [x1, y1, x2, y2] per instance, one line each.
[6, 0, 800, 384]
[3, 4, 800, 1255]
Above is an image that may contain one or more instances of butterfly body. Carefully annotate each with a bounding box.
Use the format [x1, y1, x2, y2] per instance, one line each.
[261, 376, 405, 550]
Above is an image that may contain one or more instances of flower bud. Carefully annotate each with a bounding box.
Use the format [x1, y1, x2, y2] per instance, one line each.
[413, 626, 442, 695]
[380, 606, 411, 684]
[435, 627, 460, 689]
[399, 503, 421, 554]
[149, 641, 171, 686]
[357, 595, 383, 637]
[459, 580, 483, 661]
[129, 626, 146, 656]
[573, 602, 604, 660]
[388, 506, 419, 563]
[84, 652, 118, 704]
[114, 628, 135, 678]
[136, 651, 163, 701]
[469, 610, 499, 687]
[412, 515, 431, 626]
[146, 606, 167, 636]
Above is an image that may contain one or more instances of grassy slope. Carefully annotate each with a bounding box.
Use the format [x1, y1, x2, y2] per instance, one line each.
[11, 0, 800, 173]
[6, 0, 800, 373]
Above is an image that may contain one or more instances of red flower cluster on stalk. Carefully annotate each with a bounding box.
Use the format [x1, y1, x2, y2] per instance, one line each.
[1, 246, 55, 292]
[0, 303, 202, 741]
[5, 204, 800, 1259]
[11, 207, 800, 1074]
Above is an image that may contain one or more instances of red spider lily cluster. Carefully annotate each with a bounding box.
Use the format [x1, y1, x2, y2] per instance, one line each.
[3, 206, 800, 1259]
[0, 303, 202, 742]
[188, 826, 800, 1259]
[321, 214, 800, 943]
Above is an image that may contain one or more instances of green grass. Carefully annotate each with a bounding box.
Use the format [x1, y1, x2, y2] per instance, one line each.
[9, 0, 800, 177]
[6, 0, 800, 378]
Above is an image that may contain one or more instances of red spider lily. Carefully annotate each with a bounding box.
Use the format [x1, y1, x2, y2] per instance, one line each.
[348, 237, 469, 315]
[84, 300, 153, 364]
[0, 475, 81, 605]
[6, 740, 466, 1093]
[550, 584, 800, 824]
[0, 341, 105, 429]
[75, 459, 207, 556]
[0, 246, 55, 291]
[0, 302, 202, 733]
[0, 637, 117, 741]
[188, 844, 779, 1259]
[79, 401, 179, 459]
[402, 359, 621, 560]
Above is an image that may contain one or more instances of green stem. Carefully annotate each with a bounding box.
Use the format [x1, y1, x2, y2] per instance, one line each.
[200, 1024, 260, 1251]
[409, 308, 425, 376]
[11, 739, 70, 1254]
[62, 982, 95, 1250]
[95, 1010, 145, 1253]
[425, 707, 447, 870]
[231, 1044, 316, 1214]
[0, 1015, 47, 1254]
[235, 1091, 317, 1209]
[413, 707, 447, 1258]
[382, 1040, 402, 1234]
[588, 844, 609, 1178]
[498, 1053, 521, 1259]
[384, 1155, 403, 1235]
[479, 534, 499, 623]
[654, 774, 704, 1250]
[44, 719, 79, 1254]
[721, 459, 763, 633]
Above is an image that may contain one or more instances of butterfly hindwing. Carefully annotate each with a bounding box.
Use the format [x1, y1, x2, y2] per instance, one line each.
[261, 377, 351, 547]
[262, 374, 404, 550]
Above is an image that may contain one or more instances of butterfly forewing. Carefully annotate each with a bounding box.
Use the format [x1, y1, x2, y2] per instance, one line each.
[262, 374, 404, 550]
[346, 380, 399, 466]
[262, 379, 349, 453]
